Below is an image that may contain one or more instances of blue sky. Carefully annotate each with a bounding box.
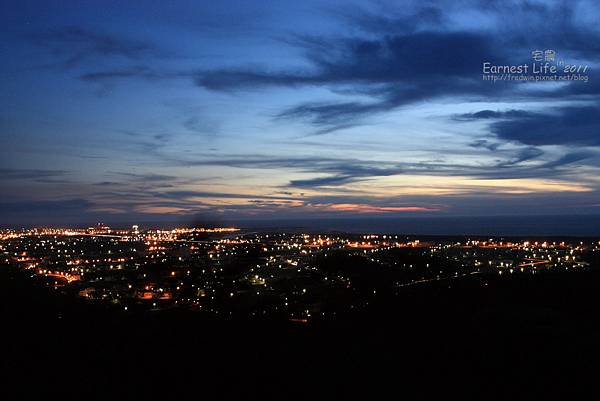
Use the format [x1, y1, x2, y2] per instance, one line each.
[1, 0, 600, 226]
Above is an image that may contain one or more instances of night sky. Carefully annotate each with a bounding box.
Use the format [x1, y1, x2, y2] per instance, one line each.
[2, 0, 600, 226]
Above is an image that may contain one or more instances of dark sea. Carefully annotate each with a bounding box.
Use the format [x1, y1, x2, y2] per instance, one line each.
[235, 215, 600, 237]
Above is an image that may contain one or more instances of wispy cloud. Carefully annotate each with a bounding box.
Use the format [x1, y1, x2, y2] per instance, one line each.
[0, 168, 68, 180]
[27, 26, 158, 69]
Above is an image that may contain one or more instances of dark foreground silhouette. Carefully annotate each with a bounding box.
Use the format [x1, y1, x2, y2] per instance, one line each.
[2, 265, 598, 400]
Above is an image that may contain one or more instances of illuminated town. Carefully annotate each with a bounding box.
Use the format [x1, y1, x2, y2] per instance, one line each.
[2, 224, 598, 322]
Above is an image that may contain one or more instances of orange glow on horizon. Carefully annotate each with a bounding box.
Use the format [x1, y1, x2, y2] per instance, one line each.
[322, 203, 439, 213]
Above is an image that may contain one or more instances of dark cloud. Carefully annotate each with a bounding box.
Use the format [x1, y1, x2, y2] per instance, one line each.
[289, 175, 358, 188]
[79, 66, 165, 82]
[288, 164, 404, 188]
[158, 190, 299, 201]
[0, 168, 68, 180]
[497, 147, 544, 167]
[112, 129, 172, 157]
[28, 26, 157, 68]
[113, 172, 178, 182]
[177, 155, 352, 169]
[33, 178, 74, 184]
[469, 139, 501, 151]
[92, 181, 125, 187]
[539, 151, 594, 169]
[175, 154, 406, 188]
[196, 31, 504, 131]
[193, 70, 316, 91]
[198, 31, 498, 88]
[182, 116, 220, 135]
[0, 199, 91, 216]
[490, 106, 600, 146]
[101, 171, 186, 191]
[455, 109, 533, 121]
[338, 5, 445, 35]
[275, 102, 385, 135]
